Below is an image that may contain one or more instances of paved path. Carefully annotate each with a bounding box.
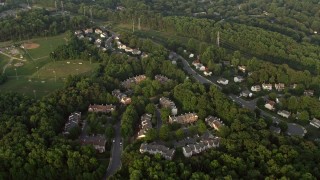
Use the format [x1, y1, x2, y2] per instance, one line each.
[175, 51, 306, 137]
[104, 120, 122, 179]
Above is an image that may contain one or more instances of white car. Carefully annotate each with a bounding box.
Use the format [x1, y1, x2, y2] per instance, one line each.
[112, 139, 115, 143]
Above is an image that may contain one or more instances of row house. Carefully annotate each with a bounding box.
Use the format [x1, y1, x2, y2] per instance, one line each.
[275, 83, 285, 91]
[121, 75, 147, 89]
[137, 114, 153, 139]
[80, 135, 106, 153]
[205, 116, 224, 131]
[251, 85, 261, 92]
[168, 113, 198, 124]
[88, 104, 116, 113]
[140, 143, 175, 160]
[112, 89, 132, 105]
[159, 97, 178, 115]
[63, 112, 81, 135]
[155, 75, 171, 84]
[262, 83, 273, 91]
[182, 137, 220, 158]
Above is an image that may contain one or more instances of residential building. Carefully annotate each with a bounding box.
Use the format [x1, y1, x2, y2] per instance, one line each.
[251, 85, 261, 92]
[275, 83, 285, 91]
[74, 30, 83, 35]
[140, 142, 175, 160]
[304, 90, 314, 96]
[262, 83, 273, 91]
[121, 75, 147, 89]
[84, 28, 93, 34]
[159, 97, 178, 115]
[204, 71, 212, 76]
[199, 66, 206, 71]
[95, 28, 103, 34]
[192, 60, 201, 67]
[205, 116, 224, 131]
[80, 135, 106, 153]
[88, 104, 116, 113]
[132, 49, 141, 55]
[112, 89, 131, 105]
[137, 114, 153, 139]
[240, 90, 253, 98]
[63, 112, 81, 135]
[277, 110, 291, 118]
[189, 53, 194, 58]
[310, 118, 320, 128]
[264, 100, 276, 111]
[141, 52, 149, 59]
[116, 6, 125, 11]
[238, 65, 246, 73]
[168, 113, 198, 124]
[125, 47, 133, 53]
[155, 75, 171, 84]
[100, 32, 107, 38]
[182, 137, 220, 158]
[217, 78, 229, 85]
[291, 84, 297, 89]
[234, 76, 244, 83]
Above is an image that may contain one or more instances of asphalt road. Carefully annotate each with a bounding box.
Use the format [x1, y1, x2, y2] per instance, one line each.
[156, 108, 163, 131]
[104, 120, 122, 179]
[174, 52, 306, 137]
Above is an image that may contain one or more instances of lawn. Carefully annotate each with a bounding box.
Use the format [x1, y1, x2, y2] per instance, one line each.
[0, 54, 11, 72]
[0, 76, 64, 98]
[0, 60, 98, 98]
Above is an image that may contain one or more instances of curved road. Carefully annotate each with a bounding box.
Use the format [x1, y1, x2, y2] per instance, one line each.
[173, 52, 306, 137]
[103, 120, 122, 179]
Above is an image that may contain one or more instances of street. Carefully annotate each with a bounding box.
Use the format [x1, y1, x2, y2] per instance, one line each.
[104, 120, 122, 179]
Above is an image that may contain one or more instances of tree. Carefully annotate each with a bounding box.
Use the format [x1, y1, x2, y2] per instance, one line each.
[145, 103, 156, 115]
[159, 125, 170, 141]
[288, 96, 298, 112]
[175, 129, 185, 140]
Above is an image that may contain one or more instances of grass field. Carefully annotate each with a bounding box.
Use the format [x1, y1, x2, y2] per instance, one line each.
[0, 33, 99, 98]
[0, 60, 98, 98]
[0, 54, 11, 72]
[26, 34, 68, 59]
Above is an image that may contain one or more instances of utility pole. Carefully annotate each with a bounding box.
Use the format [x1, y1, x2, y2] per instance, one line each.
[53, 71, 56, 82]
[36, 67, 39, 79]
[90, 7, 93, 20]
[14, 68, 18, 80]
[33, 90, 36, 99]
[138, 18, 141, 30]
[217, 31, 220, 47]
[61, 1, 64, 15]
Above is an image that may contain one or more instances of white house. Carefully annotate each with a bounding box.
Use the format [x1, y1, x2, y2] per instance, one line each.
[204, 71, 212, 76]
[277, 110, 291, 118]
[189, 54, 194, 58]
[262, 83, 273, 91]
[310, 118, 320, 128]
[264, 100, 275, 111]
[234, 76, 244, 83]
[217, 78, 229, 85]
[251, 85, 261, 92]
[199, 66, 206, 71]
